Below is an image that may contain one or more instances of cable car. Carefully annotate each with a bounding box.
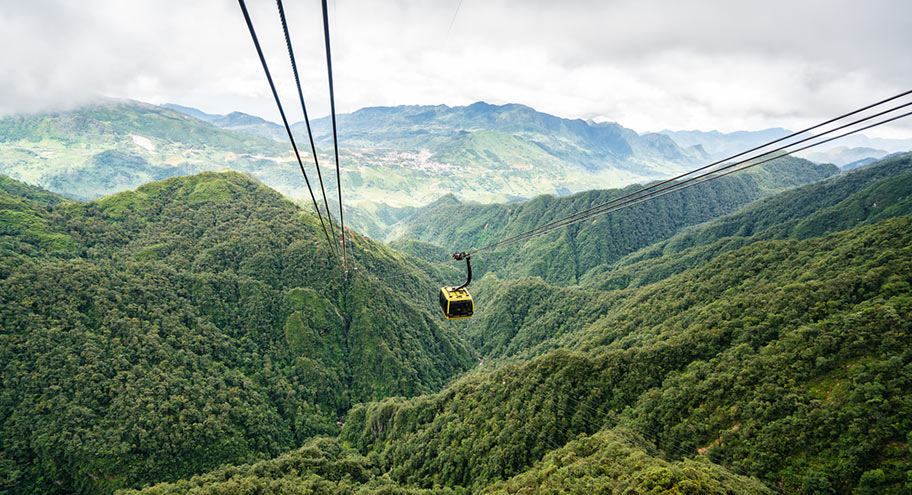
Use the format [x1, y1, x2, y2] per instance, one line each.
[439, 252, 474, 319]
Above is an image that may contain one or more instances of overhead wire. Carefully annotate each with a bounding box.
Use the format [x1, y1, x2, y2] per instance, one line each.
[446, 0, 463, 38]
[236, 0, 339, 259]
[275, 0, 340, 254]
[469, 94, 912, 254]
[481, 105, 912, 248]
[476, 89, 912, 252]
[321, 0, 348, 273]
[345, 92, 912, 287]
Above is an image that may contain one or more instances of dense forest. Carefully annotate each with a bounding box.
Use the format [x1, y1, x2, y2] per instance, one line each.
[2, 154, 911, 494]
[383, 156, 837, 285]
[0, 171, 472, 494]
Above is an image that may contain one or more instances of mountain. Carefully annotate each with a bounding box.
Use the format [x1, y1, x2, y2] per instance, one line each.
[5, 99, 708, 208]
[659, 127, 792, 160]
[125, 153, 912, 495]
[158, 103, 220, 122]
[0, 99, 289, 200]
[583, 152, 912, 290]
[0, 171, 473, 494]
[382, 156, 838, 285]
[302, 101, 709, 172]
[801, 146, 890, 168]
[661, 127, 912, 161]
[162, 104, 287, 142]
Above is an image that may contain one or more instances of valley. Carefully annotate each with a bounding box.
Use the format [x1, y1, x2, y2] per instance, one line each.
[1, 151, 910, 494]
[1, 97, 911, 495]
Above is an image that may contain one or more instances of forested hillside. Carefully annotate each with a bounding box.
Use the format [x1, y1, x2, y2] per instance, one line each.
[125, 153, 912, 494]
[0, 171, 473, 494]
[582, 152, 912, 289]
[4, 149, 911, 494]
[386, 156, 837, 285]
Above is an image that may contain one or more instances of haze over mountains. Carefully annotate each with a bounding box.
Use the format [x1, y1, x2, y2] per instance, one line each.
[3, 99, 710, 209]
[4, 98, 908, 240]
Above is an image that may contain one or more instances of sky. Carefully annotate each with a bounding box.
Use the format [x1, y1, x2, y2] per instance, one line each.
[1, 0, 911, 137]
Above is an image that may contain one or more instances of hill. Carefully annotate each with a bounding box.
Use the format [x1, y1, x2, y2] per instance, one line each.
[124, 154, 912, 494]
[0, 171, 473, 494]
[582, 152, 912, 290]
[384, 156, 838, 285]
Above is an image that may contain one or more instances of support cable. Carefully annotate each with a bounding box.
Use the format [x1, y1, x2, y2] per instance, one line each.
[237, 0, 338, 258]
[276, 0, 340, 252]
[471, 96, 912, 254]
[321, 0, 347, 272]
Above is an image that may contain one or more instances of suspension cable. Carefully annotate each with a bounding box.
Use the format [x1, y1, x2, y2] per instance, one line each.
[275, 0, 340, 253]
[476, 106, 912, 252]
[237, 0, 338, 259]
[471, 94, 912, 254]
[502, 109, 912, 247]
[322, 0, 347, 273]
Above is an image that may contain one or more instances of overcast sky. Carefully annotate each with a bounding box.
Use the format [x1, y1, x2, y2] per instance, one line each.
[1, 0, 910, 136]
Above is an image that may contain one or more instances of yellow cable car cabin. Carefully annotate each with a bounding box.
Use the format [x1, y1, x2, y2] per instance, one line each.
[439, 286, 474, 319]
[439, 252, 474, 319]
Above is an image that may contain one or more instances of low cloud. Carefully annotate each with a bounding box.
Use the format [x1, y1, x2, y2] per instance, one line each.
[1, 0, 910, 136]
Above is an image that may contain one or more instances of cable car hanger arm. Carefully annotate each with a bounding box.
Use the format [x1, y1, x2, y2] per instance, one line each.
[453, 252, 471, 290]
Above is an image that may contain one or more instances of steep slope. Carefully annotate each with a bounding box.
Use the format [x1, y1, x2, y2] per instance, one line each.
[0, 171, 473, 494]
[583, 152, 912, 290]
[388, 156, 837, 285]
[0, 174, 73, 263]
[125, 214, 912, 495]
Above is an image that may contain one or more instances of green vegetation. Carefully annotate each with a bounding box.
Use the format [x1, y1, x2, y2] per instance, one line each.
[0, 171, 472, 494]
[3, 152, 911, 495]
[582, 152, 912, 290]
[386, 156, 837, 284]
[2, 99, 719, 211]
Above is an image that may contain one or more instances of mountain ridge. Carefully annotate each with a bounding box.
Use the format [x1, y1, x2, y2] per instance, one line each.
[0, 169, 474, 494]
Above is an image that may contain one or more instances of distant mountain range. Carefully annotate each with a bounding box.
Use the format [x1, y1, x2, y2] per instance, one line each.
[1, 99, 708, 207]
[3, 99, 910, 212]
[658, 127, 912, 168]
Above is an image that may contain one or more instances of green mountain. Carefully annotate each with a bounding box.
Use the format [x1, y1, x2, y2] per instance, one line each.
[161, 100, 712, 206]
[0, 171, 473, 494]
[161, 104, 286, 142]
[123, 153, 912, 495]
[384, 156, 838, 285]
[583, 152, 912, 290]
[302, 101, 708, 171]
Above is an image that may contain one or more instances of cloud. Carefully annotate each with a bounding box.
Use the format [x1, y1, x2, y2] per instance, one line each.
[1, 0, 910, 137]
